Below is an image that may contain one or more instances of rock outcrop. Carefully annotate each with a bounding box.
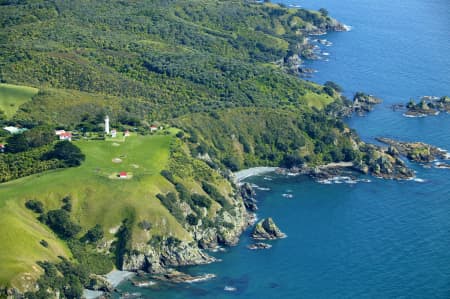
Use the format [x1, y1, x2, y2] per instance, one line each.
[376, 137, 448, 163]
[353, 92, 382, 114]
[251, 218, 286, 240]
[355, 143, 414, 179]
[87, 274, 114, 292]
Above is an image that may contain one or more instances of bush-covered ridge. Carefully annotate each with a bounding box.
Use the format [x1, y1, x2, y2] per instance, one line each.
[0, 0, 342, 125]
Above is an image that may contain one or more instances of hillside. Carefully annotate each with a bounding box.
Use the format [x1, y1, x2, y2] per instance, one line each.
[1, 0, 343, 125]
[0, 84, 38, 119]
[0, 132, 249, 293]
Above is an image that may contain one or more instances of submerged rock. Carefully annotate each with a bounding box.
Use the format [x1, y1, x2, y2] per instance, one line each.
[247, 242, 272, 250]
[251, 218, 286, 240]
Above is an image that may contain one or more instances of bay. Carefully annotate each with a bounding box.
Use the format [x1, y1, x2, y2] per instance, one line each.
[116, 0, 450, 298]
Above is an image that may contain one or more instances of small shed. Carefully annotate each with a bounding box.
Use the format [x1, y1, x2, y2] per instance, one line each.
[111, 129, 117, 138]
[124, 130, 130, 137]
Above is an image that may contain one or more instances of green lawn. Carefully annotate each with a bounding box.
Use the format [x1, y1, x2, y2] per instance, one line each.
[0, 83, 38, 118]
[0, 134, 190, 290]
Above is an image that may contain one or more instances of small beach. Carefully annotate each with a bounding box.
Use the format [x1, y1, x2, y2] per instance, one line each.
[233, 167, 277, 182]
[83, 270, 134, 299]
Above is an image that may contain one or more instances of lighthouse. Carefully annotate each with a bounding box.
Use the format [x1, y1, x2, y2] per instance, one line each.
[105, 115, 110, 134]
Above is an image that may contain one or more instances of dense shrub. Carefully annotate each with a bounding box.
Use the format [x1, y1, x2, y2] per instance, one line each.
[191, 193, 211, 208]
[39, 209, 81, 239]
[81, 224, 104, 243]
[25, 199, 44, 213]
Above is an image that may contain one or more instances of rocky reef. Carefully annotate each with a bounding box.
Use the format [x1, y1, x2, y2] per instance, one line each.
[376, 137, 449, 163]
[277, 140, 415, 181]
[151, 270, 215, 284]
[251, 218, 286, 240]
[404, 96, 450, 117]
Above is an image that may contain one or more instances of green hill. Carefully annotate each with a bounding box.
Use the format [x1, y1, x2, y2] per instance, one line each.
[0, 134, 182, 288]
[0, 84, 38, 119]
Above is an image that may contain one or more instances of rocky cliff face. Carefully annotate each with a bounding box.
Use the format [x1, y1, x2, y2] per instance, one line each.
[122, 184, 251, 275]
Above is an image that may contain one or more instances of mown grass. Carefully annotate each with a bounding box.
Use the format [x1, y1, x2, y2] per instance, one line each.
[0, 83, 38, 118]
[0, 134, 190, 289]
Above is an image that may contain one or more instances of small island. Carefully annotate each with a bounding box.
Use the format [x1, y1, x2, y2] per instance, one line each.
[251, 218, 286, 240]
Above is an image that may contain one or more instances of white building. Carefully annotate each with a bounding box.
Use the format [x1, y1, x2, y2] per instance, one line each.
[105, 115, 110, 134]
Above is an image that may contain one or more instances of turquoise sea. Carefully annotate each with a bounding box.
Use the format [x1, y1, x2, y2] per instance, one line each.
[117, 0, 450, 298]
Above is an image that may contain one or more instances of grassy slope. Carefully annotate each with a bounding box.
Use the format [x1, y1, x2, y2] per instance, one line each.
[0, 133, 190, 289]
[0, 83, 38, 118]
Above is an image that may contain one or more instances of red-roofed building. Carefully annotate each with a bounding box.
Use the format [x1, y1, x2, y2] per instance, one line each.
[55, 130, 66, 136]
[119, 171, 128, 178]
[59, 132, 72, 141]
[150, 125, 158, 132]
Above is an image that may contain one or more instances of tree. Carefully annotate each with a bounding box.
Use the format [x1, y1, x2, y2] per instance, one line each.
[324, 81, 343, 93]
[280, 154, 304, 168]
[23, 126, 55, 148]
[47, 141, 85, 166]
[186, 214, 198, 226]
[42, 209, 81, 239]
[6, 133, 29, 153]
[25, 199, 44, 213]
[319, 8, 329, 17]
[323, 86, 335, 96]
[81, 224, 104, 243]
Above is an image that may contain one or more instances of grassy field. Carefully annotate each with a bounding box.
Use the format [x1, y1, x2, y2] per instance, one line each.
[0, 83, 38, 118]
[303, 90, 334, 109]
[0, 134, 190, 289]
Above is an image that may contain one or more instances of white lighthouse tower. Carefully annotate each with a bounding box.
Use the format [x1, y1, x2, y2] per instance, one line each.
[105, 115, 110, 134]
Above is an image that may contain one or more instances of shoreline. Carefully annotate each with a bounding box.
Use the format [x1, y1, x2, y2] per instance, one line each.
[233, 167, 278, 183]
[105, 269, 135, 287]
[82, 270, 135, 299]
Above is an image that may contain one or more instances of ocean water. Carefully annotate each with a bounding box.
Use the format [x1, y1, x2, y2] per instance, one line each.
[116, 0, 450, 298]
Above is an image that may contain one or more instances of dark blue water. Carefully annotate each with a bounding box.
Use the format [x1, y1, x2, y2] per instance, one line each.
[118, 0, 450, 298]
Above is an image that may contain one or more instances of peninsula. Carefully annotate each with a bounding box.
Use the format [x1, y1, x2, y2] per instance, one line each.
[0, 1, 417, 297]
